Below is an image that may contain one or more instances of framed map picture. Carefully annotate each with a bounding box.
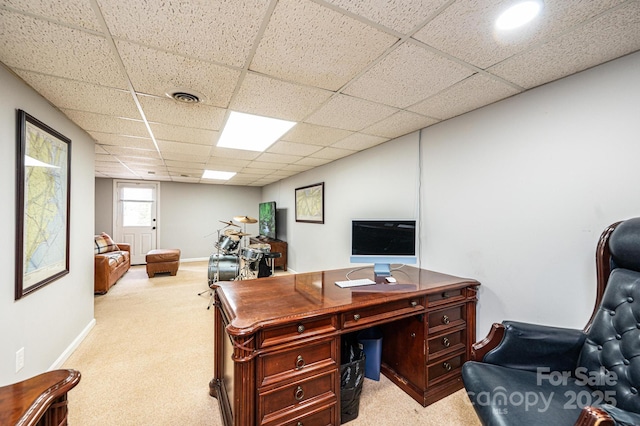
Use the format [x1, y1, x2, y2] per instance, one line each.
[16, 110, 71, 300]
[295, 182, 324, 224]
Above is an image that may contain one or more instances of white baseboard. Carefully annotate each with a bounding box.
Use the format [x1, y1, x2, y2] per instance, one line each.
[49, 318, 96, 371]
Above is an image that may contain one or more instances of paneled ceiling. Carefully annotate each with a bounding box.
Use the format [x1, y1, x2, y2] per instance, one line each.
[1, 0, 639, 186]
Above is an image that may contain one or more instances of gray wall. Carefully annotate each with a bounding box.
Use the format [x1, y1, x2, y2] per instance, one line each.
[0, 65, 95, 385]
[95, 179, 262, 259]
[264, 52, 640, 337]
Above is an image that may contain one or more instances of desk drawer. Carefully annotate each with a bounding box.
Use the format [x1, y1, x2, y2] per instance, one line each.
[427, 289, 463, 305]
[260, 316, 338, 348]
[427, 353, 465, 386]
[259, 371, 337, 425]
[258, 339, 337, 388]
[427, 327, 466, 361]
[427, 304, 465, 334]
[264, 404, 336, 426]
[342, 297, 424, 329]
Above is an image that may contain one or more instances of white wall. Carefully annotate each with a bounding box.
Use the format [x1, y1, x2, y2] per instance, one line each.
[263, 52, 640, 338]
[262, 132, 421, 273]
[95, 179, 262, 260]
[0, 65, 95, 385]
[421, 52, 640, 334]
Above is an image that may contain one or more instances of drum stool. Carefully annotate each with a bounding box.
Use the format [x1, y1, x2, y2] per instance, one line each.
[146, 248, 181, 278]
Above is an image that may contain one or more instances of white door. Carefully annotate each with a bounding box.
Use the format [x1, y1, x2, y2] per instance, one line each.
[114, 181, 158, 265]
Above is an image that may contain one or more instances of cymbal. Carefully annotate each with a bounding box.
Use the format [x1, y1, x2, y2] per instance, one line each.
[233, 215, 257, 224]
[219, 220, 240, 227]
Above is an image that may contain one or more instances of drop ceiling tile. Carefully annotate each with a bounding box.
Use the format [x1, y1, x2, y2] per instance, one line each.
[305, 94, 399, 131]
[130, 166, 169, 175]
[165, 160, 205, 169]
[322, 0, 449, 33]
[117, 156, 165, 166]
[96, 0, 270, 67]
[15, 71, 139, 118]
[63, 110, 149, 137]
[331, 133, 388, 150]
[209, 147, 261, 161]
[162, 151, 209, 162]
[0, 11, 126, 88]
[139, 95, 226, 130]
[116, 41, 240, 107]
[283, 163, 314, 172]
[95, 153, 117, 162]
[409, 73, 520, 120]
[150, 123, 218, 145]
[89, 132, 156, 150]
[310, 146, 356, 160]
[270, 170, 299, 178]
[363, 110, 438, 138]
[157, 140, 212, 156]
[251, 0, 398, 91]
[296, 157, 333, 167]
[344, 42, 474, 108]
[167, 166, 205, 176]
[231, 73, 333, 121]
[0, 0, 103, 31]
[245, 161, 288, 170]
[241, 167, 278, 175]
[281, 123, 353, 146]
[95, 145, 110, 155]
[267, 141, 323, 156]
[412, 0, 625, 69]
[102, 145, 159, 158]
[205, 158, 252, 169]
[255, 152, 303, 164]
[489, 2, 640, 89]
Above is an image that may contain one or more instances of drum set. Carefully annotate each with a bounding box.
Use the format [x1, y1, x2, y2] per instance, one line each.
[207, 216, 275, 285]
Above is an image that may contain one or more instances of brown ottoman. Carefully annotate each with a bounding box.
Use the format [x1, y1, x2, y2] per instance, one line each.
[146, 249, 181, 278]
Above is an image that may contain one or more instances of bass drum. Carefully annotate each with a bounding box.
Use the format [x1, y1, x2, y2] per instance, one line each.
[208, 254, 240, 283]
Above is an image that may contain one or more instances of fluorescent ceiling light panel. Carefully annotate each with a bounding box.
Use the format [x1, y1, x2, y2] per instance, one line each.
[496, 1, 542, 30]
[202, 170, 236, 180]
[217, 111, 296, 152]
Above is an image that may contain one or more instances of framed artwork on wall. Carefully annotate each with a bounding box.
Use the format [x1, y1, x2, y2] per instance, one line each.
[295, 182, 324, 224]
[15, 109, 71, 300]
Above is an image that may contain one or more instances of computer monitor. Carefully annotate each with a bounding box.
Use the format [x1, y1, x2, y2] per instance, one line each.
[350, 219, 417, 277]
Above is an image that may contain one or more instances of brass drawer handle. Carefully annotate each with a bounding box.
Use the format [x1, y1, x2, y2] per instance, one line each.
[297, 423, 303, 426]
[443, 337, 450, 347]
[442, 291, 449, 298]
[441, 315, 450, 325]
[410, 300, 418, 307]
[353, 314, 361, 321]
[443, 362, 452, 371]
[297, 324, 305, 333]
[294, 386, 305, 401]
[295, 355, 305, 370]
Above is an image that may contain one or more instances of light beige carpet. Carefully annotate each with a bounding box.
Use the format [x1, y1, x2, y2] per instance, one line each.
[63, 261, 481, 425]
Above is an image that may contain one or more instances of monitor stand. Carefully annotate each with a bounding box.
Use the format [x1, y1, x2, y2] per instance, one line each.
[373, 263, 391, 277]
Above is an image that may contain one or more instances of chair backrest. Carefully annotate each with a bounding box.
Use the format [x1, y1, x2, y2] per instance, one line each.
[578, 217, 640, 414]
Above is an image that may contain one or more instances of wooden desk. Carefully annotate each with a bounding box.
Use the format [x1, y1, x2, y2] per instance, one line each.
[210, 267, 479, 426]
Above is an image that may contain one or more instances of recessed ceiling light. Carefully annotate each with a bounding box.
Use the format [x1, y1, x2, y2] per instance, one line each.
[217, 111, 296, 152]
[202, 170, 236, 180]
[496, 1, 542, 30]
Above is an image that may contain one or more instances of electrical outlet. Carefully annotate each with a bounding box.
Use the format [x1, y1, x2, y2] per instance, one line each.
[16, 347, 24, 372]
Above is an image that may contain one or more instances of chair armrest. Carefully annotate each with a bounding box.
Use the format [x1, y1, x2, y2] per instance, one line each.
[471, 322, 506, 361]
[479, 321, 586, 373]
[117, 243, 130, 253]
[584, 404, 640, 426]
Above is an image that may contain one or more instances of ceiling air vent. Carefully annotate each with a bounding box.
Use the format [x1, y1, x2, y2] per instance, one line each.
[166, 88, 203, 104]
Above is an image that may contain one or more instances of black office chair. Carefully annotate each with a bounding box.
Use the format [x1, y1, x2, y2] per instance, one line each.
[462, 217, 640, 426]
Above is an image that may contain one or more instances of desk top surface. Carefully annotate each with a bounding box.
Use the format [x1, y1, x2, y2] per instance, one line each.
[213, 266, 479, 333]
